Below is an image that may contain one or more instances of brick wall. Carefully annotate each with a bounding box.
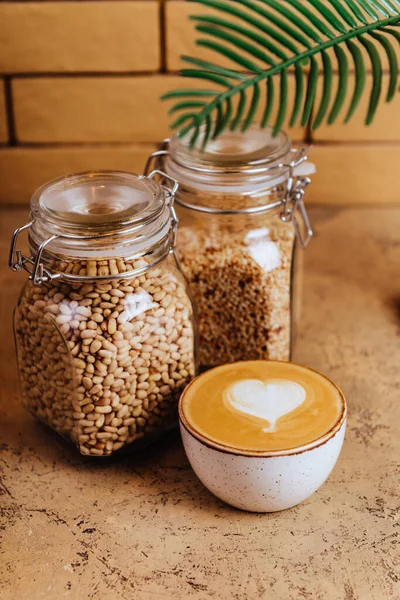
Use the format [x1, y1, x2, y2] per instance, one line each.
[1, 0, 399, 205]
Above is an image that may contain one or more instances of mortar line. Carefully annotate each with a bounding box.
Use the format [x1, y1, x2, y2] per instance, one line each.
[160, 0, 167, 74]
[3, 76, 17, 146]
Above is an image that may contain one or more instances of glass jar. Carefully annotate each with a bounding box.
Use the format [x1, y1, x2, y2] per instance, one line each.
[9, 170, 197, 456]
[145, 126, 314, 370]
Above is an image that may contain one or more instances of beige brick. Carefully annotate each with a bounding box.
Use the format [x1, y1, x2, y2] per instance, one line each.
[0, 2, 160, 73]
[306, 144, 400, 205]
[3, 143, 398, 206]
[0, 144, 155, 204]
[12, 75, 306, 144]
[311, 74, 400, 142]
[0, 80, 8, 143]
[12, 76, 193, 143]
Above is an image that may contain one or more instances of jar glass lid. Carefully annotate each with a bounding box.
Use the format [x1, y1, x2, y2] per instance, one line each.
[31, 171, 165, 237]
[164, 124, 298, 197]
[28, 170, 173, 261]
[168, 124, 292, 174]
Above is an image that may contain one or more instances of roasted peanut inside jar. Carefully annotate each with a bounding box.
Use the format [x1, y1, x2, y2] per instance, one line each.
[15, 256, 195, 456]
[11, 170, 197, 456]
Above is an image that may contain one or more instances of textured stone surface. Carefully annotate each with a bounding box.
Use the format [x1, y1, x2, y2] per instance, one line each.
[0, 2, 160, 73]
[1, 207, 399, 599]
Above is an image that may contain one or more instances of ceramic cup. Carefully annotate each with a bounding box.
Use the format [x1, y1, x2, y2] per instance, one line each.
[179, 372, 347, 513]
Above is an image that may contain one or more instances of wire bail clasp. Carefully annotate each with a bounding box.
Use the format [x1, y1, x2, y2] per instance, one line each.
[280, 147, 313, 249]
[144, 139, 170, 176]
[9, 221, 57, 285]
[147, 168, 179, 251]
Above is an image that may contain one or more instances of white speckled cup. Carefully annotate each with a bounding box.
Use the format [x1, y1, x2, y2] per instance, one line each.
[179, 373, 347, 513]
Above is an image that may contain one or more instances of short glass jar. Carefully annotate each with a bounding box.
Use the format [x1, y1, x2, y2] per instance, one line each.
[145, 126, 314, 369]
[9, 170, 197, 456]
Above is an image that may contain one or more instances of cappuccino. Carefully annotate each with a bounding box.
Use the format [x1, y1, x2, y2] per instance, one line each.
[181, 361, 345, 453]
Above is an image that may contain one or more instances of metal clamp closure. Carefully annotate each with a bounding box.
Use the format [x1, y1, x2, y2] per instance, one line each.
[280, 149, 313, 248]
[147, 168, 179, 251]
[144, 139, 170, 176]
[9, 221, 58, 285]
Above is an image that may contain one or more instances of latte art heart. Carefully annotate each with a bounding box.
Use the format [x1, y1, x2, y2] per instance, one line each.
[224, 379, 307, 432]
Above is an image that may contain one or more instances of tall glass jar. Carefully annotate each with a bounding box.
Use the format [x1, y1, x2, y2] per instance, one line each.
[9, 170, 197, 456]
[145, 126, 314, 370]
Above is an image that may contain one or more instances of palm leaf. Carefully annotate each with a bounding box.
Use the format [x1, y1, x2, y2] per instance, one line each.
[231, 89, 247, 130]
[261, 77, 274, 128]
[312, 50, 333, 130]
[327, 45, 349, 124]
[162, 0, 400, 146]
[289, 63, 304, 127]
[302, 56, 319, 127]
[344, 39, 366, 123]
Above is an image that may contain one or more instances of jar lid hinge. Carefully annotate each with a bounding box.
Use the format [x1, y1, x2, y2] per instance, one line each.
[280, 150, 313, 249]
[9, 221, 58, 285]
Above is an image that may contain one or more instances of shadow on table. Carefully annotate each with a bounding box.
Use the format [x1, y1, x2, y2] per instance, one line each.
[15, 419, 237, 514]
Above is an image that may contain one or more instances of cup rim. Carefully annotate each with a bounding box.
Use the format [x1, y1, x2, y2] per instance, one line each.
[178, 360, 347, 458]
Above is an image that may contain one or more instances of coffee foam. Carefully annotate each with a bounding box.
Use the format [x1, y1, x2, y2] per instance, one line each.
[224, 378, 307, 432]
[181, 361, 345, 453]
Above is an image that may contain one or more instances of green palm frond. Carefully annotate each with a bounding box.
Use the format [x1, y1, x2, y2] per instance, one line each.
[162, 0, 400, 146]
